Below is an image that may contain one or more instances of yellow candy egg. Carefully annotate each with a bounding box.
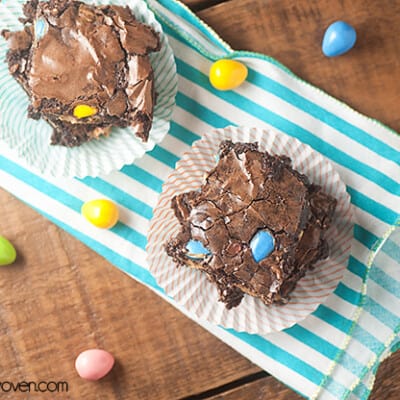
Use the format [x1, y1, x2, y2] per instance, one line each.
[81, 199, 119, 229]
[209, 59, 248, 91]
[73, 104, 98, 119]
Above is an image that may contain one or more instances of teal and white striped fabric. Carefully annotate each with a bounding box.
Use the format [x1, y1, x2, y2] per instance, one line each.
[1, 1, 399, 398]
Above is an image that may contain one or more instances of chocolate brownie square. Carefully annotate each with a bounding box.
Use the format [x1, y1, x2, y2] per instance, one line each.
[1, 0, 160, 147]
[166, 141, 337, 309]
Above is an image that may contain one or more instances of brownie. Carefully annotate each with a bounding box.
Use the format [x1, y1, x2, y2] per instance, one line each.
[1, 0, 160, 147]
[166, 141, 337, 309]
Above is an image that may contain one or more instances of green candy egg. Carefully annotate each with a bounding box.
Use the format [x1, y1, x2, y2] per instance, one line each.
[0, 236, 17, 266]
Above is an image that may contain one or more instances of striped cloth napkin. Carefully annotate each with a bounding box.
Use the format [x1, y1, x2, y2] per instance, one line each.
[1, 0, 399, 398]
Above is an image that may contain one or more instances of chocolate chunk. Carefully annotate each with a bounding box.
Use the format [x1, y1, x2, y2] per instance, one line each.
[1, 0, 160, 147]
[166, 141, 337, 309]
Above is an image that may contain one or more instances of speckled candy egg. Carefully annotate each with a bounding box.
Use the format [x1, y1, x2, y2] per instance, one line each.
[209, 59, 248, 90]
[250, 229, 275, 263]
[322, 21, 357, 57]
[34, 17, 48, 41]
[185, 239, 210, 260]
[0, 235, 17, 266]
[73, 104, 98, 119]
[81, 199, 119, 229]
[75, 349, 115, 381]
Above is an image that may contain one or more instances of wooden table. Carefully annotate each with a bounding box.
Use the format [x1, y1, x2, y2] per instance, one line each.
[0, 0, 399, 398]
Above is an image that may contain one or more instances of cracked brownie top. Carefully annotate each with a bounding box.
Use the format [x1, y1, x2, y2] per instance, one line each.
[1, 0, 160, 146]
[166, 141, 337, 309]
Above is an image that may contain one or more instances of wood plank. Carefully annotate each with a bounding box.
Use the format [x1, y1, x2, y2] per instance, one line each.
[206, 375, 302, 400]
[206, 350, 400, 399]
[182, 0, 228, 11]
[198, 0, 400, 133]
[0, 188, 260, 399]
[369, 349, 400, 400]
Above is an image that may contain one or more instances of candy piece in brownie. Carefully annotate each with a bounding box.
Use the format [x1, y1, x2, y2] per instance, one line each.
[1, 0, 160, 147]
[166, 141, 337, 309]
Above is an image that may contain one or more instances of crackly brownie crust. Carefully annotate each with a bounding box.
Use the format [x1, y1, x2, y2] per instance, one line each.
[1, 0, 160, 146]
[166, 141, 337, 309]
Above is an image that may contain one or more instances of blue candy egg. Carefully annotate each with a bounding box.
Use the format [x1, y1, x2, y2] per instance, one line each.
[185, 239, 210, 260]
[322, 21, 356, 57]
[250, 229, 275, 263]
[34, 17, 48, 41]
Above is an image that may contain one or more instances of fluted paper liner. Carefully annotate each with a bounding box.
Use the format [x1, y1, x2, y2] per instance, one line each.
[0, 0, 177, 178]
[147, 126, 354, 334]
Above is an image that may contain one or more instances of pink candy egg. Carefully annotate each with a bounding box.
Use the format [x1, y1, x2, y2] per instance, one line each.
[75, 349, 115, 381]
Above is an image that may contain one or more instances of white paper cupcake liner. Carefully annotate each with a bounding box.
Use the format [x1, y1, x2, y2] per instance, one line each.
[147, 126, 354, 334]
[0, 0, 177, 178]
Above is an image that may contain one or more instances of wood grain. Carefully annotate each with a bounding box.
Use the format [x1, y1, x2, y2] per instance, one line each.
[369, 349, 400, 400]
[198, 0, 400, 133]
[204, 350, 400, 399]
[207, 376, 302, 400]
[0, 0, 399, 399]
[0, 188, 260, 399]
[182, 0, 228, 11]
[205, 350, 400, 399]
